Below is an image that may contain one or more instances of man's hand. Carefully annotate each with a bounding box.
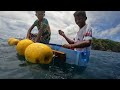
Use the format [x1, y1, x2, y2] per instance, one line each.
[58, 30, 65, 37]
[62, 44, 71, 49]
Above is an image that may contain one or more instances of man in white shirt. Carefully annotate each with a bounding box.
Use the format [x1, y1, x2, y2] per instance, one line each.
[59, 11, 92, 52]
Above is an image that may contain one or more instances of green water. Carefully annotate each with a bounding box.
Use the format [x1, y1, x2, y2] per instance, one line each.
[0, 38, 120, 79]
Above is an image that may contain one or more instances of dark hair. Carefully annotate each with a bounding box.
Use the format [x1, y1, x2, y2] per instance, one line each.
[74, 11, 87, 19]
[35, 11, 45, 14]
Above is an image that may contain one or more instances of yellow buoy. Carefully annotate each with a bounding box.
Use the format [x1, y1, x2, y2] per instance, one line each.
[8, 38, 20, 46]
[16, 39, 34, 56]
[8, 38, 16, 46]
[25, 43, 53, 64]
[8, 37, 15, 42]
[10, 39, 20, 46]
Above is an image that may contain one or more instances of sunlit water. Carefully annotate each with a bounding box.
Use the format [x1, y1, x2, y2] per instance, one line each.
[0, 38, 120, 79]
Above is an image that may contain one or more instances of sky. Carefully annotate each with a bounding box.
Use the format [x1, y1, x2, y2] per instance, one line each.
[0, 11, 120, 44]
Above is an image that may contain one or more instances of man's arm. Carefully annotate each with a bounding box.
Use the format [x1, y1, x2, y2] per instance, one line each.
[71, 40, 91, 48]
[63, 27, 92, 49]
[62, 40, 91, 49]
[34, 29, 43, 42]
[59, 30, 74, 44]
[63, 34, 75, 44]
[26, 24, 35, 39]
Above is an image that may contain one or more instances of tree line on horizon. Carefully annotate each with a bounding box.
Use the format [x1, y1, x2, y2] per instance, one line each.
[91, 37, 120, 52]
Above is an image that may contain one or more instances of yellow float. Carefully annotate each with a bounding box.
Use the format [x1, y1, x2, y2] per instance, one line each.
[8, 38, 20, 46]
[25, 43, 53, 64]
[16, 39, 34, 56]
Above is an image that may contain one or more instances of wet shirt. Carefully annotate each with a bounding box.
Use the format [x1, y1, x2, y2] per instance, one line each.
[74, 24, 92, 51]
[33, 18, 51, 44]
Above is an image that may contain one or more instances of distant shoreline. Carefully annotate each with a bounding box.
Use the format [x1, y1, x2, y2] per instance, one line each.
[91, 37, 120, 53]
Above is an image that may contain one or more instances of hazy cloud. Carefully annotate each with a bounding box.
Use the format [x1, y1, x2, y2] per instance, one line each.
[0, 11, 120, 44]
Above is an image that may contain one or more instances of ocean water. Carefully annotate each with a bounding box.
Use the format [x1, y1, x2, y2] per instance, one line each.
[0, 38, 120, 79]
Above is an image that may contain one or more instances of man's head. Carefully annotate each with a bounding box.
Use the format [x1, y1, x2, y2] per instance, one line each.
[73, 11, 87, 28]
[35, 11, 45, 20]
